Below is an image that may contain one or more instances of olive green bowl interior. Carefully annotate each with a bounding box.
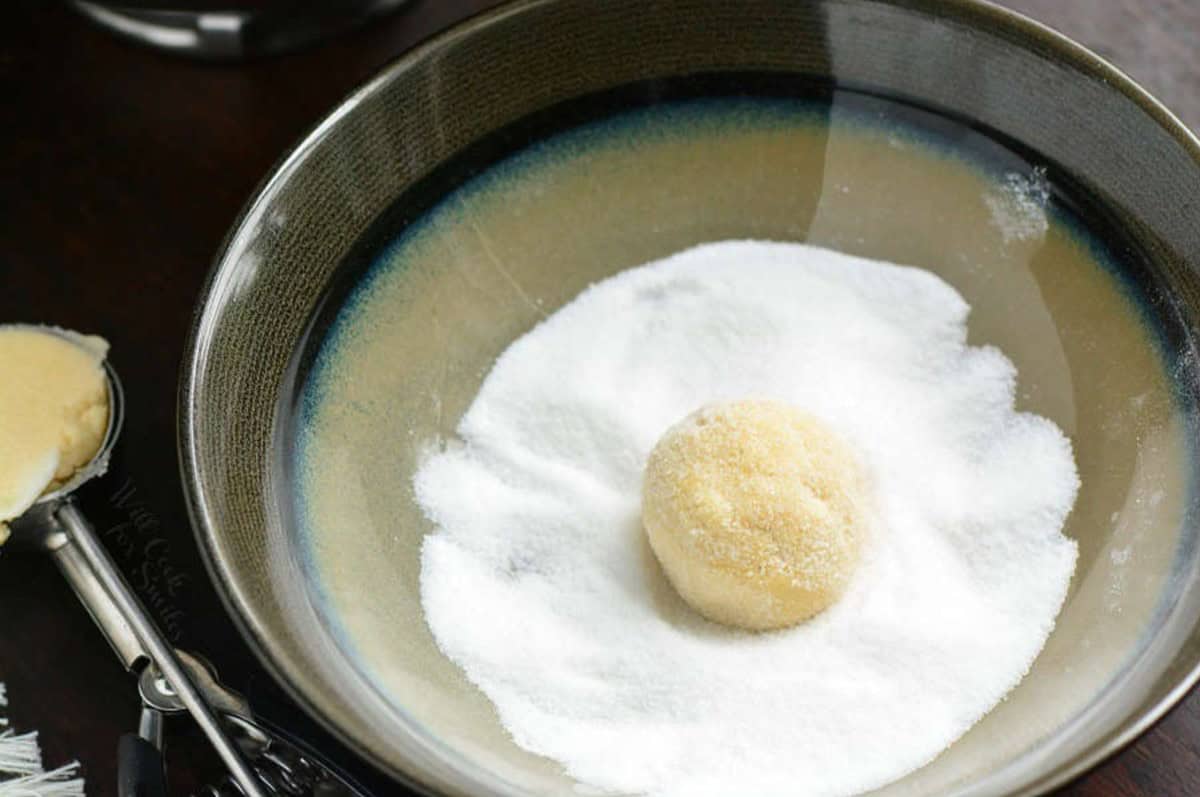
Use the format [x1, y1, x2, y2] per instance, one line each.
[181, 1, 1200, 795]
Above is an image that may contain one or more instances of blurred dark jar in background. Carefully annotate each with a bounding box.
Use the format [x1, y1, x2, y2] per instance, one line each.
[70, 0, 410, 60]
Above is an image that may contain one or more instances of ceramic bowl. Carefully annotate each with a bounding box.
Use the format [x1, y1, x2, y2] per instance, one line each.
[181, 1, 1200, 794]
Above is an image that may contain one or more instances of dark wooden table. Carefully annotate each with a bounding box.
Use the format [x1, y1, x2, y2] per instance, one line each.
[1, 1, 1198, 795]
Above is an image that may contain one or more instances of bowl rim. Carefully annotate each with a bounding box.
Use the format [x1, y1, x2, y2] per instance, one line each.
[178, 0, 1200, 794]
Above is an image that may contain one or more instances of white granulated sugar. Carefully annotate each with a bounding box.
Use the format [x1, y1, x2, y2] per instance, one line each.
[415, 240, 1079, 797]
[984, 167, 1051, 243]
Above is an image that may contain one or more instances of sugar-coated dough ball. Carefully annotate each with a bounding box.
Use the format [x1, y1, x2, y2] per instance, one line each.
[642, 400, 867, 631]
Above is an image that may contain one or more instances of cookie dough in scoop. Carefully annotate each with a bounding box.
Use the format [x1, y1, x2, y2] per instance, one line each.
[0, 327, 109, 541]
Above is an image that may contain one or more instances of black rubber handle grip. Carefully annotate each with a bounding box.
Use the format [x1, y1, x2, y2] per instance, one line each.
[118, 734, 167, 797]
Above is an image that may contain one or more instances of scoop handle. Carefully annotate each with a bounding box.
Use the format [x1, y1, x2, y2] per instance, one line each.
[50, 500, 267, 797]
[47, 519, 145, 669]
[117, 733, 168, 797]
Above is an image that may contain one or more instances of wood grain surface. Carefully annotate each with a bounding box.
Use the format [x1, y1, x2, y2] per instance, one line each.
[1, 1, 1197, 795]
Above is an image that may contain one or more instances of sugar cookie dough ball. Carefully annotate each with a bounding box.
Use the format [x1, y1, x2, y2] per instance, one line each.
[642, 400, 867, 631]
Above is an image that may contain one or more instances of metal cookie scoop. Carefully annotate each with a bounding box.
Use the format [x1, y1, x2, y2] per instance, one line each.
[3, 326, 265, 797]
[137, 650, 368, 797]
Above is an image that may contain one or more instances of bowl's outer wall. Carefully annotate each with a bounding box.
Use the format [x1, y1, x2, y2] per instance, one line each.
[180, 1, 1200, 795]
